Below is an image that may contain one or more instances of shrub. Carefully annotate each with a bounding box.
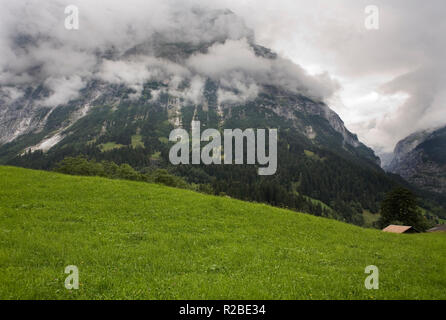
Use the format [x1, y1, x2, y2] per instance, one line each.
[54, 156, 194, 191]
[55, 156, 105, 177]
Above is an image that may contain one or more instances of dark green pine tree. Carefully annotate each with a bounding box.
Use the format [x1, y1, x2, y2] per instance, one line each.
[378, 187, 429, 231]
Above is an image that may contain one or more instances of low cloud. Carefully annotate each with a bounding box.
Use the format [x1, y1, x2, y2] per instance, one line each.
[187, 38, 339, 103]
[41, 75, 86, 107]
[0, 0, 339, 112]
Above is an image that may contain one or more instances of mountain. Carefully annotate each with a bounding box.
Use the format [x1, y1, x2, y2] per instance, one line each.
[0, 36, 375, 162]
[385, 125, 446, 194]
[0, 8, 443, 224]
[1, 165, 445, 299]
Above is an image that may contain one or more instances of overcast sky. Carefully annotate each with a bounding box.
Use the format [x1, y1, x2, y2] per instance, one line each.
[1, 0, 445, 155]
[220, 0, 446, 154]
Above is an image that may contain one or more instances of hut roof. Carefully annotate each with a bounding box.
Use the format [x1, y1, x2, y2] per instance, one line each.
[382, 225, 414, 233]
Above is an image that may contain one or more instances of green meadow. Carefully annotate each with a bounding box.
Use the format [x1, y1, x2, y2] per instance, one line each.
[0, 166, 445, 300]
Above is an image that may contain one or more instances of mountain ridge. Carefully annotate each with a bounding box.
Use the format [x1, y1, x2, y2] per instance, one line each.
[385, 125, 446, 194]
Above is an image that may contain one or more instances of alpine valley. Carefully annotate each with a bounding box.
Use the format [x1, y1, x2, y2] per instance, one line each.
[1, 8, 445, 226]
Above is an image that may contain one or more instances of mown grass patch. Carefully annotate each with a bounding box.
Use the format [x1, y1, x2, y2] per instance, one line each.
[99, 142, 125, 152]
[131, 135, 145, 149]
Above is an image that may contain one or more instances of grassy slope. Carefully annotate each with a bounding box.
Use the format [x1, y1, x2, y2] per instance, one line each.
[0, 166, 445, 300]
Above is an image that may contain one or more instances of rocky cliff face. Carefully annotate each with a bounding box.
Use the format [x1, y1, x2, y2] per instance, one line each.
[385, 126, 446, 194]
[0, 75, 377, 164]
